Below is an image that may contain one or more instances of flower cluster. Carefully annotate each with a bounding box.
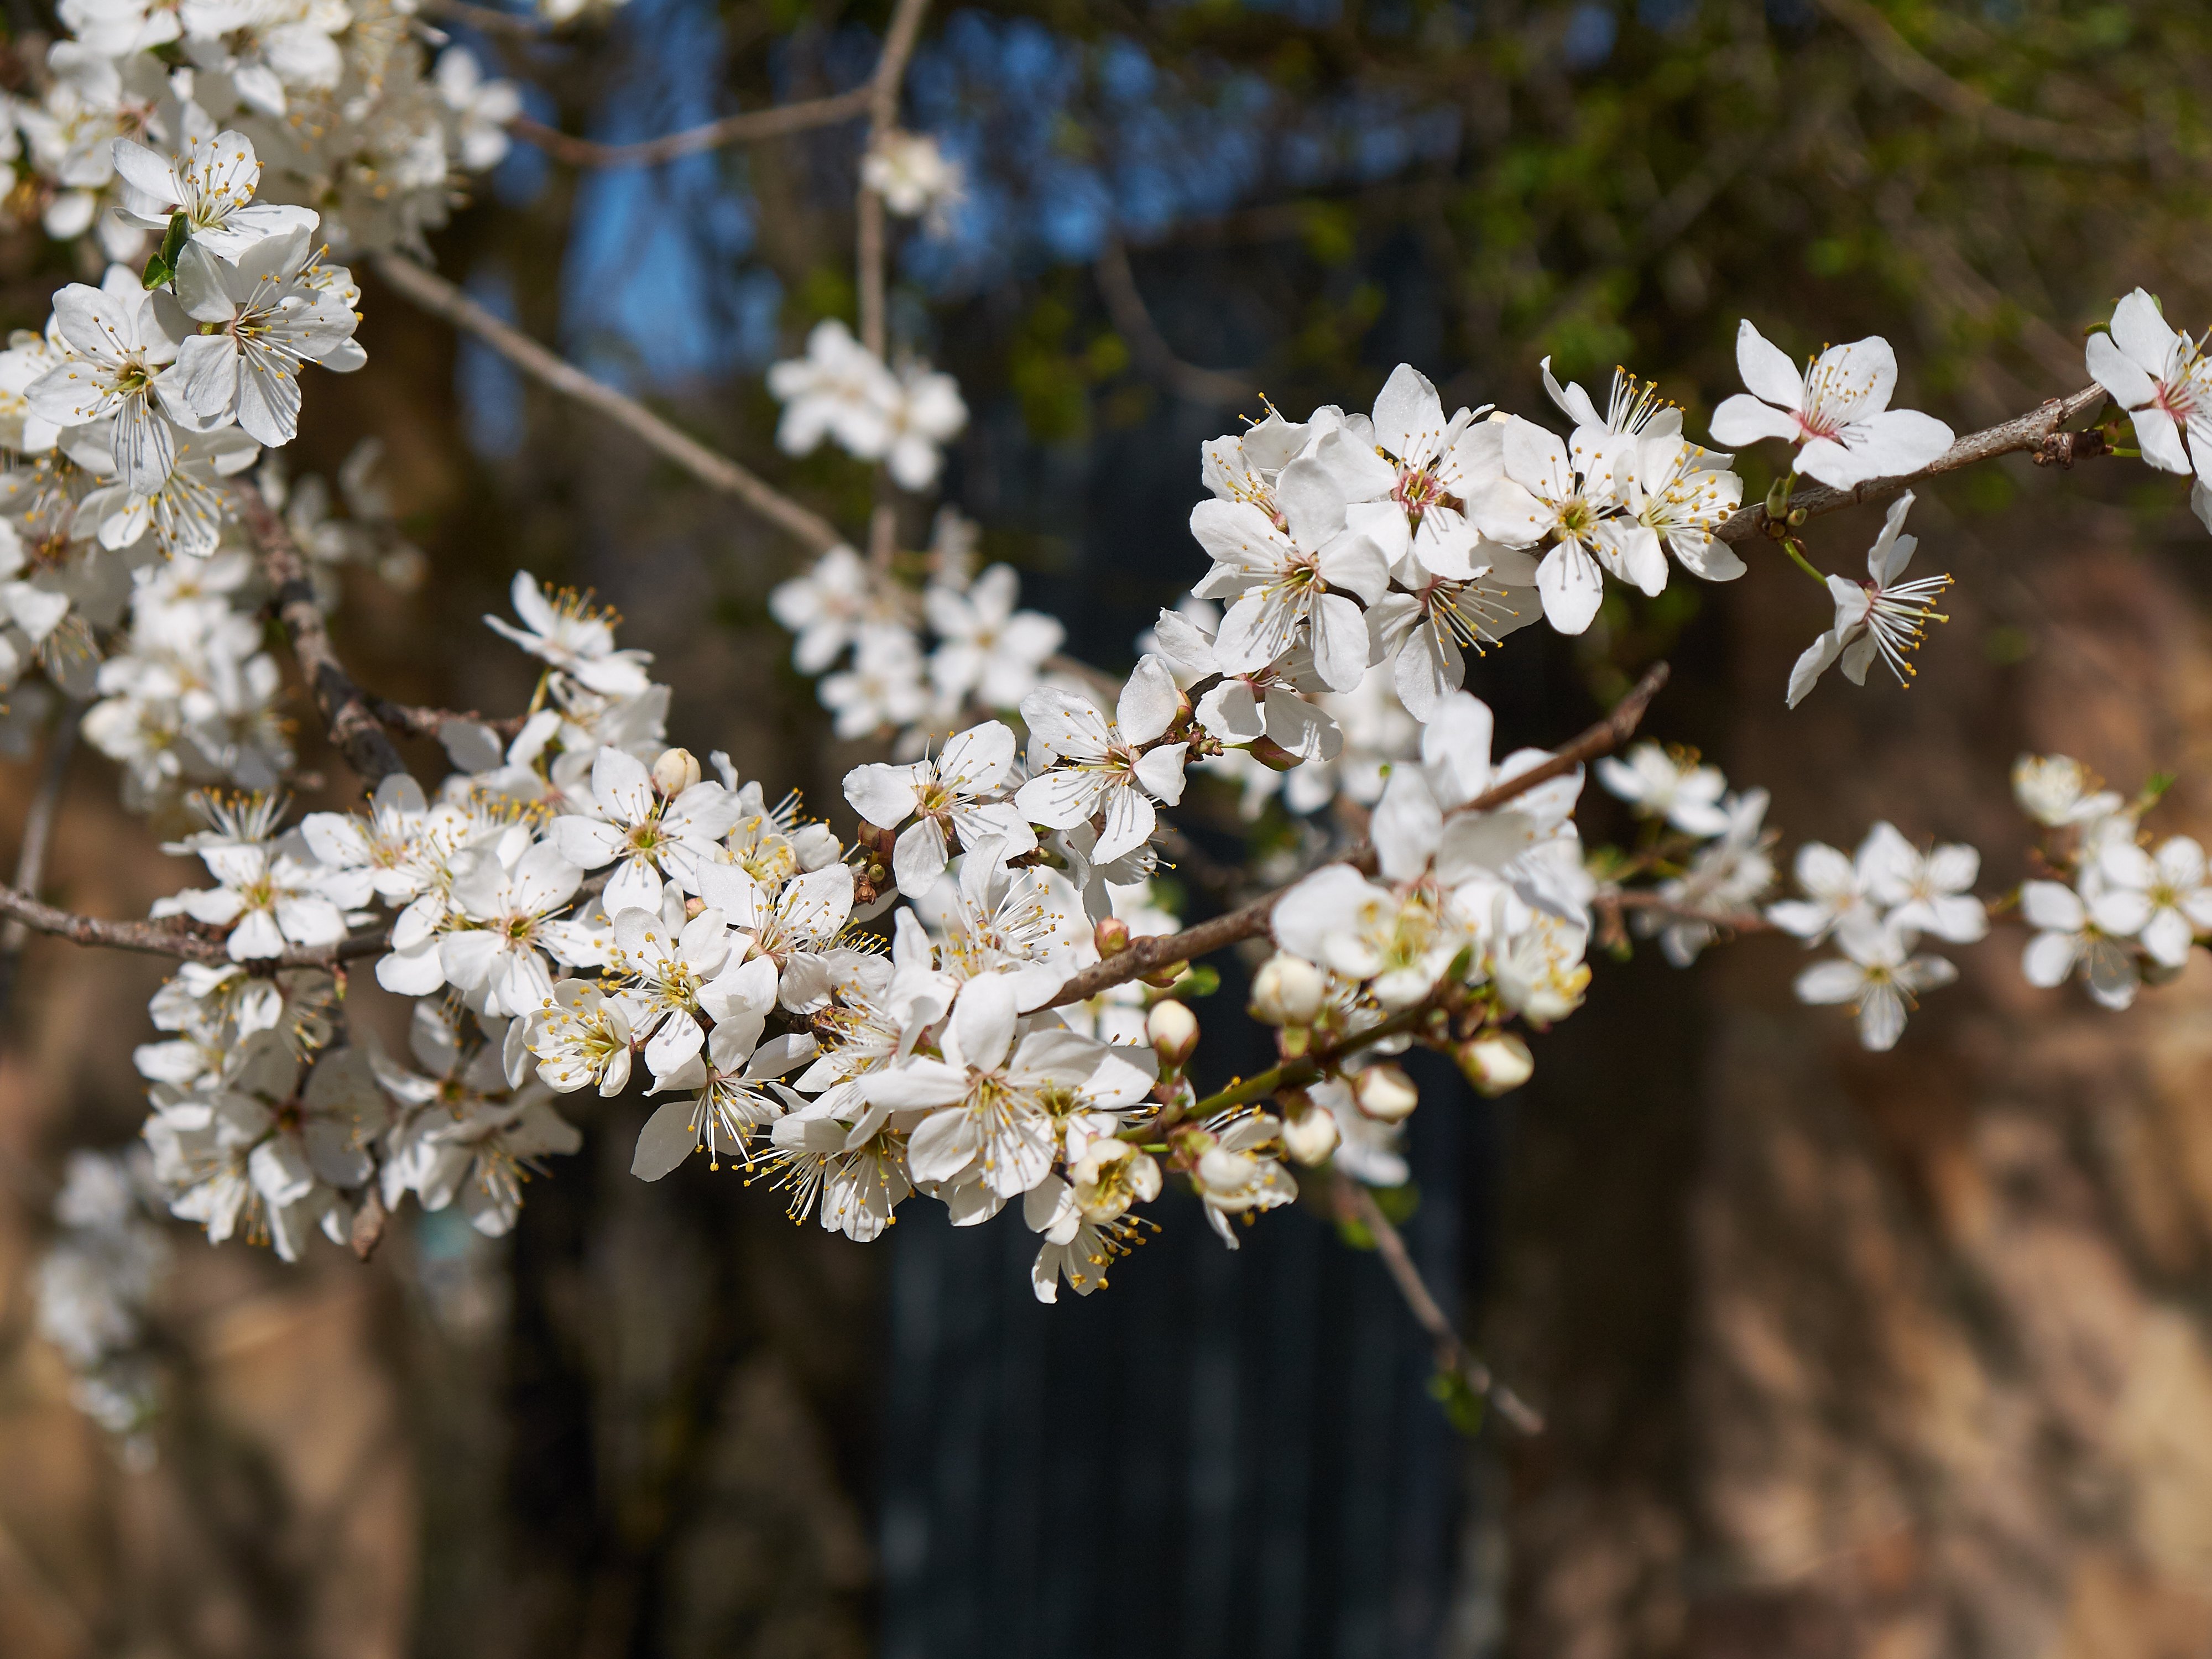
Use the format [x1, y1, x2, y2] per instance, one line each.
[49, 253, 2212, 1349]
[768, 512, 1065, 744]
[2013, 754, 2210, 1010]
[11, 1, 520, 262]
[1594, 740, 1775, 967]
[768, 320, 969, 491]
[34, 1150, 171, 1464]
[1768, 821, 1984, 1052]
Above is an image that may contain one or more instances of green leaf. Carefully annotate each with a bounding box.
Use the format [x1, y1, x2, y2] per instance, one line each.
[1426, 1370, 1487, 1437]
[141, 213, 187, 290]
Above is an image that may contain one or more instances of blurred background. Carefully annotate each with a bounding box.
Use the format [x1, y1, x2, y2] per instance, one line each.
[4, 0, 2212, 1653]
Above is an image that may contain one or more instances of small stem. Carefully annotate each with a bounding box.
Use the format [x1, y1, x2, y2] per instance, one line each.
[1335, 1175, 1545, 1436]
[1781, 536, 1832, 588]
[0, 698, 83, 1018]
[1182, 1004, 1430, 1119]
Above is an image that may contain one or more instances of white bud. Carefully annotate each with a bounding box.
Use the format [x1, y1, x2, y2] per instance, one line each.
[1280, 1099, 1340, 1166]
[1352, 1064, 1418, 1123]
[652, 747, 702, 796]
[1146, 998, 1199, 1065]
[1251, 953, 1326, 1025]
[1455, 1034, 1533, 1097]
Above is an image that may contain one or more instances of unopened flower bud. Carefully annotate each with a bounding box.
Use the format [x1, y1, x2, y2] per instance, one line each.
[1094, 916, 1132, 957]
[684, 896, 706, 919]
[652, 747, 701, 796]
[1251, 953, 1326, 1025]
[1279, 1097, 1339, 1166]
[1146, 998, 1199, 1065]
[1249, 735, 1301, 773]
[1455, 1033, 1533, 1097]
[1352, 1064, 1418, 1123]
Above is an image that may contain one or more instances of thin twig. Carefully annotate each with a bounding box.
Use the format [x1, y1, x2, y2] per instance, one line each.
[1813, 0, 2135, 163]
[506, 89, 875, 168]
[369, 697, 528, 742]
[1713, 384, 2109, 546]
[1335, 1175, 1545, 1437]
[233, 480, 410, 785]
[0, 886, 389, 969]
[0, 698, 81, 1015]
[371, 252, 843, 552]
[1094, 240, 1255, 407]
[857, 0, 934, 357]
[420, 0, 554, 39]
[1047, 662, 1671, 1008]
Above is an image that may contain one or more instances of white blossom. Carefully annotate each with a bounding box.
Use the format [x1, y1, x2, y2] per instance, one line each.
[484, 571, 655, 696]
[2021, 879, 2142, 1010]
[1709, 320, 1954, 491]
[1793, 917, 1957, 1051]
[1786, 493, 1952, 707]
[1015, 657, 1188, 864]
[1595, 740, 1731, 836]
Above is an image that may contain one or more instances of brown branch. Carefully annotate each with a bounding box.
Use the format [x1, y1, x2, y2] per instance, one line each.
[1813, 0, 2135, 163]
[1714, 384, 2109, 546]
[1094, 240, 1256, 408]
[1597, 889, 1779, 940]
[420, 0, 554, 39]
[0, 886, 388, 969]
[507, 90, 875, 168]
[349, 1183, 389, 1263]
[370, 252, 843, 552]
[0, 698, 80, 1014]
[857, 0, 935, 357]
[234, 480, 409, 785]
[1046, 662, 1671, 1008]
[369, 698, 528, 742]
[1335, 1175, 1545, 1436]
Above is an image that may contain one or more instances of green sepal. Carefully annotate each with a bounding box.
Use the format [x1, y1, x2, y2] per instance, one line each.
[141, 213, 187, 290]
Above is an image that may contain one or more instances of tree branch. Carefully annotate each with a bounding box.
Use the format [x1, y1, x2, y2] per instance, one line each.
[370, 252, 843, 552]
[1813, 0, 2136, 163]
[857, 0, 934, 357]
[0, 886, 389, 969]
[420, 0, 554, 39]
[0, 698, 81, 1015]
[1046, 662, 1671, 1008]
[1094, 239, 1256, 407]
[1713, 383, 2109, 546]
[233, 481, 410, 785]
[506, 89, 875, 169]
[1335, 1175, 1545, 1436]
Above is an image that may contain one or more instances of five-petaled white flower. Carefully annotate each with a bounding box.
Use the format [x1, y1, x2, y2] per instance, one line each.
[1786, 492, 1952, 707]
[1860, 822, 1987, 944]
[862, 974, 1155, 1201]
[845, 719, 1026, 896]
[1793, 917, 1957, 1052]
[1188, 456, 1392, 691]
[111, 129, 319, 260]
[484, 571, 655, 696]
[552, 745, 740, 914]
[25, 280, 194, 492]
[439, 842, 591, 1018]
[2093, 836, 2212, 968]
[169, 229, 363, 446]
[1596, 740, 1731, 836]
[1015, 657, 1189, 864]
[1709, 320, 1954, 491]
[1473, 415, 1658, 635]
[2085, 288, 2212, 529]
[2021, 878, 2142, 1009]
[924, 564, 1064, 709]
